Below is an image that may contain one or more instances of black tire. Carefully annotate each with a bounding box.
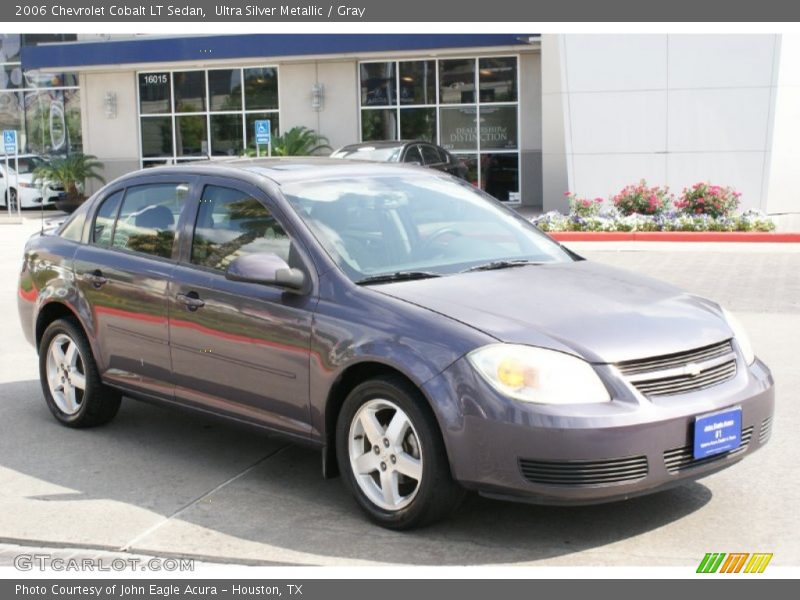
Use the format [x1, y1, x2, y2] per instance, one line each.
[4, 188, 17, 211]
[38, 317, 121, 427]
[336, 375, 464, 529]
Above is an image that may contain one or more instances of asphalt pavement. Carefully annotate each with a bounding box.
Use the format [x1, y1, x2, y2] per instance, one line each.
[1, 219, 797, 566]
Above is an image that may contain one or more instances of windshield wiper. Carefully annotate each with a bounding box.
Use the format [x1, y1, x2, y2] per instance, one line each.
[356, 271, 443, 285]
[463, 259, 542, 273]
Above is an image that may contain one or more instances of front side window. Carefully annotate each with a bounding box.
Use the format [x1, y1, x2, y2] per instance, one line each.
[111, 183, 188, 258]
[283, 174, 570, 282]
[191, 185, 290, 272]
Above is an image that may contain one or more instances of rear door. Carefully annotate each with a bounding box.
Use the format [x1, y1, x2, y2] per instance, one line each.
[74, 177, 195, 396]
[167, 178, 317, 437]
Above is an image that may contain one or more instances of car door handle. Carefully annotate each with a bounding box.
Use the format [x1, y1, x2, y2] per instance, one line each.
[176, 292, 205, 311]
[82, 270, 107, 288]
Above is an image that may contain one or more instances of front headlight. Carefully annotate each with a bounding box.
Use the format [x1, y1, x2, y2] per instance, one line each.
[722, 307, 755, 365]
[467, 344, 610, 405]
[18, 181, 35, 188]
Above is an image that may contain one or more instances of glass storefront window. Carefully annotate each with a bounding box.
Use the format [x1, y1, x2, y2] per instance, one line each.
[360, 62, 396, 106]
[175, 115, 207, 157]
[1, 35, 80, 156]
[358, 56, 520, 202]
[439, 59, 476, 104]
[140, 117, 173, 158]
[480, 105, 518, 150]
[210, 114, 243, 157]
[1, 65, 23, 89]
[481, 153, 519, 202]
[400, 107, 436, 142]
[362, 109, 398, 141]
[138, 67, 279, 164]
[24, 90, 71, 155]
[399, 60, 436, 105]
[173, 71, 206, 113]
[0, 92, 23, 134]
[208, 69, 242, 111]
[479, 57, 518, 103]
[456, 154, 479, 188]
[244, 67, 278, 110]
[139, 73, 171, 114]
[440, 107, 477, 151]
[64, 89, 82, 153]
[245, 113, 279, 151]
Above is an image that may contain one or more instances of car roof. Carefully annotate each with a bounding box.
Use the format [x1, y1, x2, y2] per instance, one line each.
[117, 157, 441, 186]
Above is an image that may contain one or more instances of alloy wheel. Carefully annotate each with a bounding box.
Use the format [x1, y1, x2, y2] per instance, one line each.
[45, 333, 87, 415]
[348, 398, 423, 511]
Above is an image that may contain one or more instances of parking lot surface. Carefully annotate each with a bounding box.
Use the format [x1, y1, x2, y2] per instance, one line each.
[1, 220, 797, 566]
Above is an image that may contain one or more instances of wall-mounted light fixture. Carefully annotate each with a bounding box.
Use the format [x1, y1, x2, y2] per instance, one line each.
[104, 91, 117, 119]
[311, 83, 324, 111]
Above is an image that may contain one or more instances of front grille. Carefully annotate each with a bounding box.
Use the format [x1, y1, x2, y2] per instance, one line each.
[615, 340, 737, 397]
[519, 455, 649, 486]
[663, 426, 753, 473]
[631, 359, 737, 397]
[616, 340, 733, 376]
[759, 417, 773, 444]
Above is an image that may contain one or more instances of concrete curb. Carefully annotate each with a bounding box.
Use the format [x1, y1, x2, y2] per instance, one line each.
[549, 231, 800, 243]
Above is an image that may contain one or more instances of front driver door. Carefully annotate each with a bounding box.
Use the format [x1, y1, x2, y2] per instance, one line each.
[168, 180, 316, 438]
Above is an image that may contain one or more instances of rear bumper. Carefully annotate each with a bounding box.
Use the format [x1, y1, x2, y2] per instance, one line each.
[424, 355, 774, 505]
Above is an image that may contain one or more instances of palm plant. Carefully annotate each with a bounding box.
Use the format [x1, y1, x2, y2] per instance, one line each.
[253, 126, 331, 157]
[33, 153, 105, 205]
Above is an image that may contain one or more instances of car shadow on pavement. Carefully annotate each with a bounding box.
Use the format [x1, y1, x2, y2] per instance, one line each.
[0, 379, 713, 565]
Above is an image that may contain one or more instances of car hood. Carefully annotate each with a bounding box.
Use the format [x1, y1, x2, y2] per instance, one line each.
[374, 261, 733, 364]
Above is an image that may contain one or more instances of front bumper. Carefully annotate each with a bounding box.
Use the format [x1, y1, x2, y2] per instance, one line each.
[423, 354, 774, 505]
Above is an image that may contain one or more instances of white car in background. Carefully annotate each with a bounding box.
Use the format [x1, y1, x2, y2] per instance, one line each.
[0, 155, 65, 210]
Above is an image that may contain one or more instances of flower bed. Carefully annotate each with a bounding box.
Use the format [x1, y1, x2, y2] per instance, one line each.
[533, 208, 776, 233]
[537, 181, 775, 233]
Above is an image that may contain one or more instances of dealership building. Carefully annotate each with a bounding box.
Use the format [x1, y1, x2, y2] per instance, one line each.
[3, 33, 800, 216]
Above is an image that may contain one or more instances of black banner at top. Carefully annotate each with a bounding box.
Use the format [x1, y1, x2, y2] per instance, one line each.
[4, 0, 800, 22]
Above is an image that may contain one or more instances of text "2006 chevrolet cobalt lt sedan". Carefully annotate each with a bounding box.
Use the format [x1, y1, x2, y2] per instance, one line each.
[18, 159, 774, 529]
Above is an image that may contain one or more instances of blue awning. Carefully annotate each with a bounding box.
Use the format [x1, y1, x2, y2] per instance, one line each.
[22, 34, 537, 70]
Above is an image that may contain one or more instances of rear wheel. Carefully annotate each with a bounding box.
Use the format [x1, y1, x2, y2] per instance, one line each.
[336, 376, 464, 529]
[39, 318, 121, 427]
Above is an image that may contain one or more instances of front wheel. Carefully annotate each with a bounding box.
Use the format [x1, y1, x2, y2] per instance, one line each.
[4, 188, 17, 211]
[39, 318, 121, 427]
[336, 376, 464, 529]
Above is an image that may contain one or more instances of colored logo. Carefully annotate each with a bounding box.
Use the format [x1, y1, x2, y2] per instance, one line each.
[697, 552, 773, 573]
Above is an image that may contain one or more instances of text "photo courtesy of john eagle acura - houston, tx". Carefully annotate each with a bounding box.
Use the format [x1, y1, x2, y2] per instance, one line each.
[17, 158, 774, 529]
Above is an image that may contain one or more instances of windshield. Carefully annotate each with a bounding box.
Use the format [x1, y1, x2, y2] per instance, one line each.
[331, 146, 403, 162]
[282, 174, 572, 282]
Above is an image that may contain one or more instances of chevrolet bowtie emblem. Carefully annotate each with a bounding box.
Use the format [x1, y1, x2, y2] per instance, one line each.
[683, 362, 702, 377]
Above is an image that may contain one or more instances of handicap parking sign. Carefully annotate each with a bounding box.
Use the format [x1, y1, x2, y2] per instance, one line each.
[3, 130, 17, 154]
[254, 120, 271, 145]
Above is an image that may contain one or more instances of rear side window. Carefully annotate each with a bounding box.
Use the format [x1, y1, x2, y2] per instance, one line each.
[191, 185, 290, 271]
[92, 191, 123, 247]
[111, 183, 188, 258]
[59, 207, 87, 242]
[403, 145, 423, 164]
[420, 145, 441, 165]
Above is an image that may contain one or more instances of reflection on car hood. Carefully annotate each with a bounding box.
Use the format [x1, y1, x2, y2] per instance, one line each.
[374, 261, 733, 363]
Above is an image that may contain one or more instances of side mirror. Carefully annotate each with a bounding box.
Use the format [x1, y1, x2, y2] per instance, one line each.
[225, 253, 307, 292]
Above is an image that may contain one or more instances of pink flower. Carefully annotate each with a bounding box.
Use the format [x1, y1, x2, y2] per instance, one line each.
[563, 191, 571, 196]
